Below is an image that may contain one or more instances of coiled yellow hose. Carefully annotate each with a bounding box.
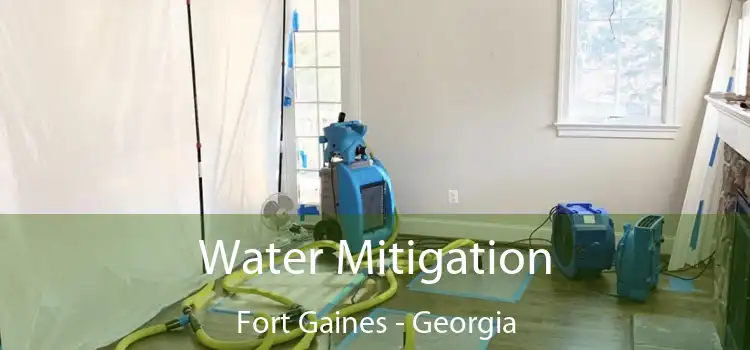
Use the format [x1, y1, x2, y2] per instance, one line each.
[403, 313, 416, 350]
[116, 212, 475, 350]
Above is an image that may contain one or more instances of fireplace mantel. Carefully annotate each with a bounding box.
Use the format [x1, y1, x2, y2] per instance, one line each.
[699, 96, 750, 349]
[671, 96, 750, 269]
[705, 96, 750, 160]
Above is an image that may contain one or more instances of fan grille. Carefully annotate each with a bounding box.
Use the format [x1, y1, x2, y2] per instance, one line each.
[553, 213, 574, 267]
[260, 193, 295, 230]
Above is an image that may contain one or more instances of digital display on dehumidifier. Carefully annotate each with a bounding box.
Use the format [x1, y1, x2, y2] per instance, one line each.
[360, 182, 386, 232]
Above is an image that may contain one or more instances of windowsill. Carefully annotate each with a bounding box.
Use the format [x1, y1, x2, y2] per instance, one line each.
[555, 122, 680, 139]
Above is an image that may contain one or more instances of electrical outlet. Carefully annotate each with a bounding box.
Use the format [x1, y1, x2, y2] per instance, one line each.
[448, 190, 459, 204]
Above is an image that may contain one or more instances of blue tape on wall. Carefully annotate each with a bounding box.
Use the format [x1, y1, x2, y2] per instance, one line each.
[690, 200, 704, 250]
[299, 150, 308, 168]
[292, 9, 299, 32]
[727, 76, 734, 93]
[709, 134, 720, 167]
[282, 10, 299, 107]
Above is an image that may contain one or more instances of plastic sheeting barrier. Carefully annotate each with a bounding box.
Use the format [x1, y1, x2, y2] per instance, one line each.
[336, 308, 495, 350]
[0, 0, 286, 349]
[407, 248, 543, 302]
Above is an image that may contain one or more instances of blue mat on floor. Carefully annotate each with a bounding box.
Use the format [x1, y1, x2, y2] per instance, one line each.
[407, 248, 544, 303]
[663, 276, 697, 293]
[336, 308, 496, 349]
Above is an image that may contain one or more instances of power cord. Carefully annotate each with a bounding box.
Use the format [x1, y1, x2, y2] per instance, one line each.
[661, 251, 715, 281]
[394, 206, 557, 251]
[392, 208, 715, 303]
[527, 206, 557, 249]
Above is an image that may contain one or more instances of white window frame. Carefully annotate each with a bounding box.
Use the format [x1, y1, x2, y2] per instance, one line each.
[556, 0, 682, 139]
[281, 0, 350, 208]
[339, 0, 362, 123]
[735, 3, 750, 96]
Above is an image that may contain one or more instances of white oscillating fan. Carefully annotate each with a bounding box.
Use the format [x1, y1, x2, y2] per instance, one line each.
[260, 192, 296, 232]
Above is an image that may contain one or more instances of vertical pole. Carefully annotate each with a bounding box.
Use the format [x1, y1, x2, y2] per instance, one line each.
[185, 0, 207, 274]
[278, 0, 289, 193]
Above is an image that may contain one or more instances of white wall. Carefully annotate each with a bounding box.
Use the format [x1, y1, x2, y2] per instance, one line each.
[354, 0, 730, 222]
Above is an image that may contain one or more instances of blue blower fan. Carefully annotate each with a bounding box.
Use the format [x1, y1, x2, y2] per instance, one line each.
[313, 112, 396, 254]
[615, 215, 665, 302]
[551, 203, 616, 279]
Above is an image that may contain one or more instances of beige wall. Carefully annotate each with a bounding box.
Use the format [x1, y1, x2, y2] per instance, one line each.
[354, 0, 731, 217]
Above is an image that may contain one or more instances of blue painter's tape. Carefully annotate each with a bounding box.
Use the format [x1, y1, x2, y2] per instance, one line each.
[336, 308, 496, 350]
[665, 276, 696, 293]
[292, 10, 299, 32]
[406, 255, 543, 303]
[286, 32, 295, 69]
[709, 135, 720, 167]
[690, 200, 704, 250]
[299, 150, 308, 168]
[727, 76, 734, 93]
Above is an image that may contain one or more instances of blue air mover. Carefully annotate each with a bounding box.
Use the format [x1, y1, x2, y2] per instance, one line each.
[615, 215, 665, 302]
[551, 203, 616, 279]
[313, 112, 396, 254]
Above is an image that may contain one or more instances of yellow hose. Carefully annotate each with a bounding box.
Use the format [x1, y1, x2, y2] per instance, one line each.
[116, 211, 475, 350]
[114, 324, 168, 350]
[403, 313, 416, 350]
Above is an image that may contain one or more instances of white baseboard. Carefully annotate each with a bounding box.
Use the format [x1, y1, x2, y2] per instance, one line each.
[398, 217, 674, 255]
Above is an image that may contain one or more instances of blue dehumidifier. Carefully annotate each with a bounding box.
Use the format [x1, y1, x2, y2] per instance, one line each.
[312, 112, 396, 254]
[615, 215, 665, 302]
[550, 203, 616, 279]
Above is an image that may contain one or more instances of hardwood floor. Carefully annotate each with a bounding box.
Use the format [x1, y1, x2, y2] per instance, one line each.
[103, 261, 716, 350]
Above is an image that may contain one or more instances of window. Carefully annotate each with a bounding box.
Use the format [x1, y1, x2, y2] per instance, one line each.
[735, 3, 750, 96]
[288, 0, 342, 206]
[557, 0, 680, 139]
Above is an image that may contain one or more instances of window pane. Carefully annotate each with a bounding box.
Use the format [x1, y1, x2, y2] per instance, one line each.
[578, 0, 620, 21]
[294, 32, 317, 67]
[292, 0, 315, 31]
[621, 0, 666, 19]
[577, 21, 617, 70]
[617, 70, 663, 119]
[295, 68, 317, 102]
[317, 32, 341, 66]
[297, 171, 320, 205]
[296, 137, 321, 170]
[571, 69, 616, 121]
[295, 103, 318, 137]
[318, 68, 341, 102]
[619, 19, 665, 72]
[316, 0, 340, 30]
[615, 18, 665, 120]
[319, 103, 342, 133]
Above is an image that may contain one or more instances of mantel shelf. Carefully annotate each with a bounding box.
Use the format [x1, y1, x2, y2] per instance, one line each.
[705, 95, 750, 161]
[705, 96, 750, 128]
